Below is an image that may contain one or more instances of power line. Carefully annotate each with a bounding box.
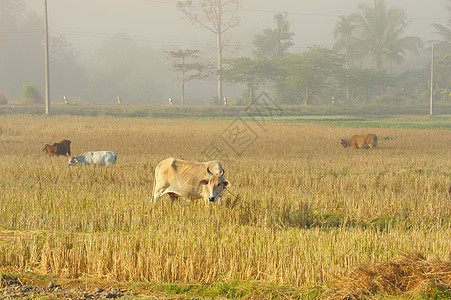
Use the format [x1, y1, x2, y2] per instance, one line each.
[49, 29, 313, 50]
[0, 30, 43, 33]
[242, 8, 339, 17]
[50, 29, 216, 46]
[241, 7, 447, 20]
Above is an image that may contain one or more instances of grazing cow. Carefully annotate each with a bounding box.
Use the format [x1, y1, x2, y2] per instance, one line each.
[68, 151, 117, 166]
[42, 139, 71, 156]
[341, 134, 378, 149]
[153, 157, 230, 204]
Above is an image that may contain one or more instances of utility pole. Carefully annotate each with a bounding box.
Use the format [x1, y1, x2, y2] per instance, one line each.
[429, 43, 434, 116]
[217, 0, 223, 106]
[44, 0, 50, 115]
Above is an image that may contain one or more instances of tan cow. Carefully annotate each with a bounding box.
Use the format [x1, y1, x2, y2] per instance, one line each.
[341, 134, 378, 149]
[153, 157, 230, 204]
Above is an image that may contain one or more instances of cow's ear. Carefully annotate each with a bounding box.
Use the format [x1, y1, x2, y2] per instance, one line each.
[199, 179, 209, 185]
[223, 180, 230, 187]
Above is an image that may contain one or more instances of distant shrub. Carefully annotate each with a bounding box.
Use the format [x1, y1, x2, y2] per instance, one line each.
[21, 83, 43, 104]
[0, 90, 8, 104]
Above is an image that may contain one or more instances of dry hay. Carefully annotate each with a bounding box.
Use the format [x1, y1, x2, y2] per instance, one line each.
[325, 252, 451, 299]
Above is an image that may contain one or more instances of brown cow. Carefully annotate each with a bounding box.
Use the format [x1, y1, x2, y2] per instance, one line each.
[341, 134, 377, 149]
[42, 139, 72, 156]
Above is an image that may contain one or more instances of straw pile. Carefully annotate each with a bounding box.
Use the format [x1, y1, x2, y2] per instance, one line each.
[325, 252, 451, 299]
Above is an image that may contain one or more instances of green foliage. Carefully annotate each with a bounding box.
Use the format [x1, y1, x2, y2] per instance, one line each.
[0, 90, 8, 104]
[281, 47, 344, 105]
[252, 13, 296, 104]
[396, 69, 429, 103]
[340, 66, 394, 104]
[20, 83, 43, 104]
[222, 57, 280, 105]
[253, 13, 295, 59]
[434, 53, 451, 102]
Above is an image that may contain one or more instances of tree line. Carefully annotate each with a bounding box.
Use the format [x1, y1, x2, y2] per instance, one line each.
[219, 0, 450, 105]
[0, 0, 449, 106]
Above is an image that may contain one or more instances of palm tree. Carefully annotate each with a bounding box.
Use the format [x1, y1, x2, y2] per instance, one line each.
[333, 15, 358, 69]
[431, 1, 451, 53]
[333, 15, 359, 102]
[352, 0, 423, 72]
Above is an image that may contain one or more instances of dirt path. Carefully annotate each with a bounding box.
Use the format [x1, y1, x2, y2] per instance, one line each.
[1, 276, 135, 299]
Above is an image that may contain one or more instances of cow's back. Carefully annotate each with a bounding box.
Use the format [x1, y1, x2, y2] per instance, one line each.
[90, 151, 117, 165]
[352, 135, 368, 148]
[57, 140, 71, 156]
[342, 135, 368, 149]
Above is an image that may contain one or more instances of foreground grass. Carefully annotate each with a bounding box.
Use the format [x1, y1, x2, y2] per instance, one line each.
[0, 270, 320, 299]
[0, 115, 450, 298]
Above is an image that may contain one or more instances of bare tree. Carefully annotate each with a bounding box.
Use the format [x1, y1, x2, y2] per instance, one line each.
[165, 49, 213, 105]
[177, 0, 241, 105]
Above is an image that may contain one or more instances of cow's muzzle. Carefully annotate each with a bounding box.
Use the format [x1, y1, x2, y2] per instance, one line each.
[208, 197, 217, 202]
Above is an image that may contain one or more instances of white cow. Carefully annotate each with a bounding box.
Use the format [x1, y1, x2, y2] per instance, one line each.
[68, 151, 117, 166]
[153, 157, 230, 204]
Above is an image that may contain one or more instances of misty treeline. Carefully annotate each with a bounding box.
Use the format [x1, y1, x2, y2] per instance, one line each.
[0, 0, 176, 104]
[222, 1, 450, 105]
[0, 0, 450, 106]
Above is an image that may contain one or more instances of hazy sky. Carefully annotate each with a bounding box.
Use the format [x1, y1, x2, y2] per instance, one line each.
[26, 0, 449, 57]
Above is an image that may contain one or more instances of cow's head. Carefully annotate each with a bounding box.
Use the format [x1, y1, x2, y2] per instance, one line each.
[42, 144, 50, 152]
[200, 168, 230, 202]
[340, 138, 347, 148]
[68, 157, 79, 166]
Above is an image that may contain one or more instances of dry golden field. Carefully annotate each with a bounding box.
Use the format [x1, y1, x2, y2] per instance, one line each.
[0, 114, 450, 298]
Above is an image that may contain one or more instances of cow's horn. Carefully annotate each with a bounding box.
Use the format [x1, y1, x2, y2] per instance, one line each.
[219, 169, 224, 176]
[207, 167, 213, 175]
